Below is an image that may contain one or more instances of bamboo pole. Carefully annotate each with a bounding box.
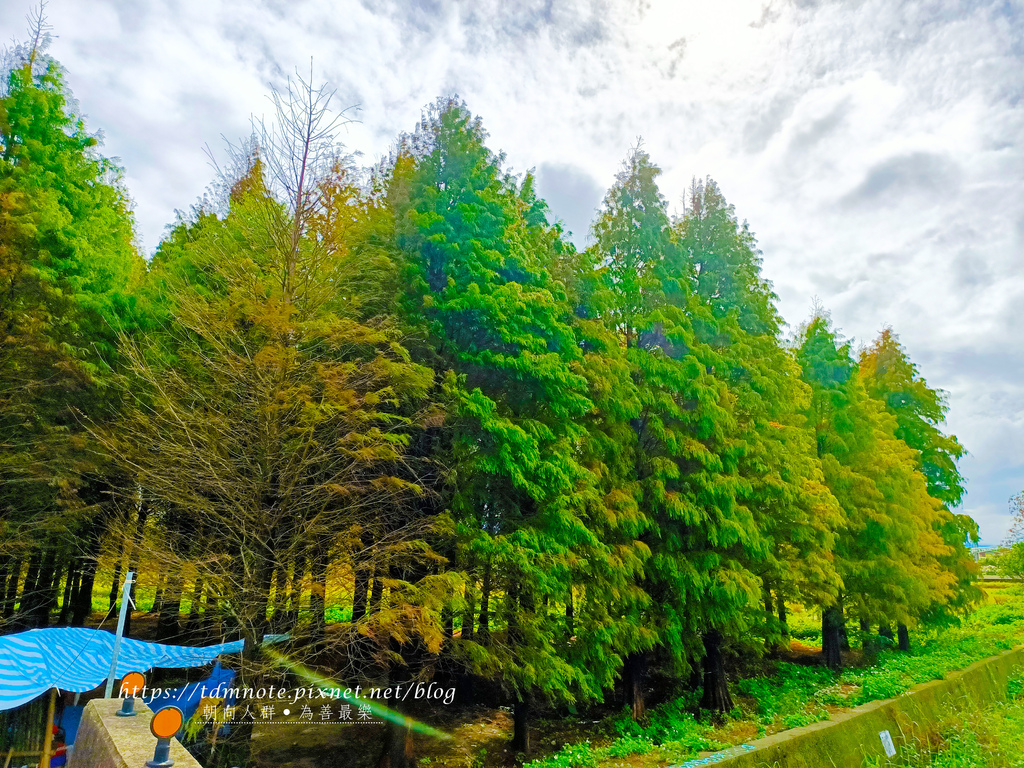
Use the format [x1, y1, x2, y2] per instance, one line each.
[4, 748, 13, 768]
[37, 689, 55, 768]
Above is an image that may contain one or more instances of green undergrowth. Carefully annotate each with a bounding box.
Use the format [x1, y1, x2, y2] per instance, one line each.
[525, 585, 1024, 768]
[862, 672, 1024, 767]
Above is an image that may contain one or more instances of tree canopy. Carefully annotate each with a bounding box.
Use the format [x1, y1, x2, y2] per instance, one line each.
[0, 30, 980, 767]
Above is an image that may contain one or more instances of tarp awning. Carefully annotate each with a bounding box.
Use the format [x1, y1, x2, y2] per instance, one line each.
[143, 661, 236, 720]
[0, 628, 243, 711]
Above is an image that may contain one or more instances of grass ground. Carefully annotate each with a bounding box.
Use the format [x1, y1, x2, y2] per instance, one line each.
[515, 583, 1024, 768]
[861, 672, 1024, 768]
[250, 583, 1024, 768]
[85, 558, 1024, 768]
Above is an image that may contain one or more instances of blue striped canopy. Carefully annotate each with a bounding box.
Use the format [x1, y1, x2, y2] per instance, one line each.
[0, 628, 243, 711]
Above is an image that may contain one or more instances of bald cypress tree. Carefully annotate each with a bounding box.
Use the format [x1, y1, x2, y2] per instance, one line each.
[0, 33, 143, 628]
[671, 179, 843, 659]
[796, 315, 956, 669]
[394, 98, 610, 754]
[588, 148, 764, 715]
[859, 329, 979, 629]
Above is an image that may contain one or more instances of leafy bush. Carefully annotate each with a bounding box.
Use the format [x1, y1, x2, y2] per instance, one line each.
[810, 683, 850, 706]
[860, 633, 895, 656]
[972, 602, 1024, 626]
[735, 663, 838, 725]
[523, 743, 597, 768]
[1008, 673, 1023, 700]
[610, 699, 724, 754]
[855, 668, 910, 703]
[605, 735, 655, 757]
[323, 604, 353, 623]
[781, 708, 829, 729]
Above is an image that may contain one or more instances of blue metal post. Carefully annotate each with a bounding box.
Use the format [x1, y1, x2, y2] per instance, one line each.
[146, 737, 174, 768]
[116, 696, 136, 717]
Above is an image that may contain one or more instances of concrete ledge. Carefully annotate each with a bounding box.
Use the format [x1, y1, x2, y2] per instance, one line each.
[69, 699, 201, 768]
[699, 646, 1024, 768]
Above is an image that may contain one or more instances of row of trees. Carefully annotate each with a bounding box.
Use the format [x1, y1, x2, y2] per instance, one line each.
[0, 29, 978, 766]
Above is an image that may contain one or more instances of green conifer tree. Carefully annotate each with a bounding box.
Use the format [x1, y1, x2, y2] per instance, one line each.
[671, 178, 843, 660]
[0, 32, 142, 626]
[589, 148, 762, 714]
[796, 315, 955, 668]
[394, 98, 609, 754]
[859, 329, 979, 630]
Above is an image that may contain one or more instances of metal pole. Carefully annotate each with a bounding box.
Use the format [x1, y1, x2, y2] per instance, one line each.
[104, 571, 135, 698]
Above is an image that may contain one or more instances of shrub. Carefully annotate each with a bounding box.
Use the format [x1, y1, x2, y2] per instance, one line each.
[605, 735, 655, 757]
[523, 743, 598, 768]
[781, 708, 829, 729]
[856, 668, 910, 703]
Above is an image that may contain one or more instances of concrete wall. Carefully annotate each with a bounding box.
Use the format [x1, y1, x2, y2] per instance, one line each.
[69, 699, 202, 768]
[695, 646, 1024, 768]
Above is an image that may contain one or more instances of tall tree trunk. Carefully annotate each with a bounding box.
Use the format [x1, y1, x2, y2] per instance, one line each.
[879, 623, 894, 641]
[822, 606, 843, 671]
[287, 552, 307, 627]
[443, 605, 454, 642]
[17, 550, 42, 628]
[764, 586, 777, 654]
[150, 573, 167, 615]
[271, 565, 287, 631]
[454, 574, 477, 706]
[624, 651, 646, 721]
[108, 558, 123, 610]
[187, 577, 205, 636]
[565, 586, 574, 637]
[897, 623, 910, 652]
[124, 501, 149, 638]
[477, 561, 492, 641]
[837, 596, 850, 652]
[0, 561, 9, 622]
[351, 562, 369, 624]
[43, 557, 66, 624]
[460, 576, 476, 641]
[700, 630, 734, 713]
[250, 558, 274, 643]
[368, 567, 384, 615]
[156, 573, 182, 642]
[777, 592, 788, 638]
[57, 566, 78, 625]
[309, 538, 329, 645]
[203, 584, 220, 639]
[859, 618, 870, 633]
[72, 556, 98, 627]
[378, 697, 414, 768]
[32, 548, 57, 627]
[2, 559, 21, 619]
[511, 694, 531, 754]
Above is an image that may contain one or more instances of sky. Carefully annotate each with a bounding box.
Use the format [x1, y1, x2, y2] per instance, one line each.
[2, 0, 1022, 543]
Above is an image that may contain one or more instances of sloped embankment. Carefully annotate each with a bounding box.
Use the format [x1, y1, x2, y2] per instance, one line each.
[691, 645, 1024, 768]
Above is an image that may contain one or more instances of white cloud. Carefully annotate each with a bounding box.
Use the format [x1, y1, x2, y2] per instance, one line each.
[2, 0, 1021, 540]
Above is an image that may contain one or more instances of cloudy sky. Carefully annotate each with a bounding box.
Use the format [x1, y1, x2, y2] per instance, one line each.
[3, 0, 1021, 542]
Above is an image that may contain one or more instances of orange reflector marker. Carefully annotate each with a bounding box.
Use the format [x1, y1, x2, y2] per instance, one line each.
[147, 707, 183, 768]
[151, 706, 184, 740]
[117, 671, 146, 717]
[120, 671, 146, 697]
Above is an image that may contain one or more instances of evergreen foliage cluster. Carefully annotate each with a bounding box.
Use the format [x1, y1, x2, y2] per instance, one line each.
[0, 28, 981, 766]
